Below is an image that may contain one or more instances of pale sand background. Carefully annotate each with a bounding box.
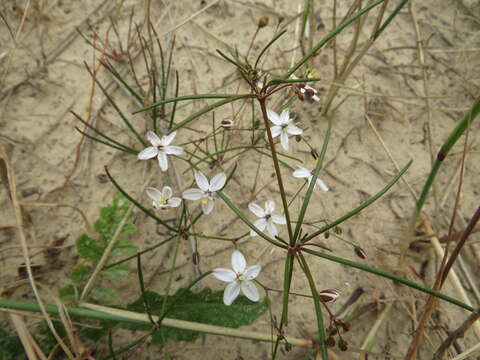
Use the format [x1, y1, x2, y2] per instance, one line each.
[1, 0, 480, 358]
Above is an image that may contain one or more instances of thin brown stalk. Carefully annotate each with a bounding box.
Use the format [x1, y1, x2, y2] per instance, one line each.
[0, 146, 75, 359]
[433, 307, 480, 359]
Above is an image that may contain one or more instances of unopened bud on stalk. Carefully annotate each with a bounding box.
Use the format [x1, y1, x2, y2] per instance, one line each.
[333, 226, 342, 235]
[192, 251, 200, 265]
[318, 288, 341, 303]
[338, 339, 348, 351]
[354, 246, 367, 259]
[310, 149, 319, 159]
[258, 16, 269, 28]
[221, 119, 233, 129]
[325, 336, 335, 347]
[295, 134, 302, 142]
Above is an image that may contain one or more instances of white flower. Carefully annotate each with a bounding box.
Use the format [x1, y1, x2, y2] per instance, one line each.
[182, 171, 226, 214]
[267, 109, 303, 151]
[248, 200, 286, 238]
[293, 166, 330, 192]
[146, 186, 182, 209]
[213, 250, 262, 306]
[300, 84, 320, 102]
[137, 131, 183, 171]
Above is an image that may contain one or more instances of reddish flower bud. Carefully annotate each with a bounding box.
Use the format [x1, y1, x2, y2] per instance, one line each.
[354, 246, 367, 259]
[318, 288, 341, 303]
[221, 119, 233, 129]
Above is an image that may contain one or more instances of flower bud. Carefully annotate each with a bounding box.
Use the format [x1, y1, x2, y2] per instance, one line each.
[333, 226, 342, 235]
[221, 119, 233, 130]
[354, 246, 367, 259]
[310, 149, 319, 159]
[318, 288, 340, 303]
[258, 16, 269, 28]
[338, 339, 348, 351]
[325, 336, 336, 347]
[192, 251, 200, 265]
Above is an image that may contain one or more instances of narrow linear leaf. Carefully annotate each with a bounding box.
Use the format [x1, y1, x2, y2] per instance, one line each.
[133, 94, 240, 114]
[286, 0, 386, 77]
[302, 247, 474, 312]
[254, 30, 287, 69]
[294, 116, 332, 242]
[105, 167, 177, 233]
[216, 191, 287, 249]
[171, 95, 249, 132]
[305, 160, 412, 242]
[416, 97, 480, 213]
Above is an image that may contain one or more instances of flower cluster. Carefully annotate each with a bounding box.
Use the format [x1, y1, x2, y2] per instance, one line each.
[138, 79, 331, 306]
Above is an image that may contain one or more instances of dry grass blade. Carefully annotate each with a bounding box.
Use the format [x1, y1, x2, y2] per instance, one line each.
[0, 145, 75, 359]
[9, 313, 44, 360]
[434, 306, 480, 359]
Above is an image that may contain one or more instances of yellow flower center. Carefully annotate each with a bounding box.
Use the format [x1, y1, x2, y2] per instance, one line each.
[154, 194, 168, 208]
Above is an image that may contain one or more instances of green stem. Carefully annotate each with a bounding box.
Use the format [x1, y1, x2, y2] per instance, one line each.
[297, 252, 328, 360]
[258, 98, 294, 244]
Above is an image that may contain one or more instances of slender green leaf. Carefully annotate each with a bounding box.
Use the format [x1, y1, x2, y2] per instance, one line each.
[305, 160, 412, 242]
[171, 95, 249, 132]
[216, 191, 287, 249]
[105, 167, 177, 233]
[416, 97, 480, 214]
[286, 0, 386, 78]
[134, 94, 240, 114]
[254, 30, 287, 69]
[302, 247, 474, 312]
[293, 116, 332, 242]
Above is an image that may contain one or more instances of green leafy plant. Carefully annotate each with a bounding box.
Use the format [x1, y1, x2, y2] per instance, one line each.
[126, 289, 269, 344]
[59, 192, 137, 303]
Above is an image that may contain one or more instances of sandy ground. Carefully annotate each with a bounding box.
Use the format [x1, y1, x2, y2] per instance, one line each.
[1, 0, 480, 359]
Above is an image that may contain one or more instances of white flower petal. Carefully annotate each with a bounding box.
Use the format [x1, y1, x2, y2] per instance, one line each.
[266, 109, 282, 125]
[250, 229, 258, 237]
[195, 171, 210, 192]
[137, 146, 158, 160]
[202, 200, 215, 215]
[270, 125, 282, 138]
[164, 145, 183, 155]
[146, 187, 162, 202]
[162, 131, 177, 146]
[168, 197, 182, 208]
[244, 265, 261, 280]
[293, 167, 311, 178]
[267, 221, 278, 238]
[253, 218, 267, 232]
[279, 110, 290, 124]
[223, 281, 241, 306]
[162, 186, 173, 199]
[272, 215, 286, 225]
[316, 178, 330, 192]
[182, 188, 204, 200]
[265, 200, 275, 214]
[312, 94, 320, 102]
[213, 268, 237, 282]
[232, 250, 246, 274]
[286, 124, 303, 135]
[209, 173, 226, 192]
[280, 131, 289, 151]
[147, 131, 162, 146]
[241, 280, 260, 302]
[157, 151, 169, 171]
[249, 203, 266, 218]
